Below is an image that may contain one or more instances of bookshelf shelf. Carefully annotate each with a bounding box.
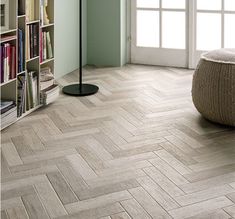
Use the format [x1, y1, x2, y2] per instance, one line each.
[0, 29, 17, 35]
[18, 71, 26, 76]
[0, 36, 17, 43]
[41, 23, 54, 28]
[1, 0, 56, 130]
[26, 56, 40, 63]
[0, 78, 17, 87]
[18, 15, 26, 18]
[26, 20, 40, 25]
[17, 104, 43, 120]
[40, 58, 54, 65]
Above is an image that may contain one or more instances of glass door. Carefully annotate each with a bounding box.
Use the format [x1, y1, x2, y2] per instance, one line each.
[131, 0, 188, 67]
[131, 0, 235, 68]
[192, 0, 235, 67]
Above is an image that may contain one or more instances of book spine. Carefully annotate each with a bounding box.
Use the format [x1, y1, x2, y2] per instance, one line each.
[18, 29, 21, 72]
[40, 30, 43, 62]
[30, 25, 34, 59]
[4, 44, 9, 82]
[26, 25, 30, 60]
[18, 29, 24, 73]
[0, 45, 4, 83]
[7, 44, 11, 81]
[17, 76, 24, 117]
[33, 24, 38, 57]
[28, 72, 34, 108]
[11, 46, 16, 79]
[46, 32, 53, 59]
[21, 30, 24, 71]
[26, 72, 31, 110]
[43, 32, 47, 60]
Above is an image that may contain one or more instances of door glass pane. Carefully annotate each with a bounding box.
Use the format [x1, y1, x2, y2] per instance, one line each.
[197, 0, 221, 10]
[162, 0, 185, 9]
[225, 14, 235, 48]
[162, 11, 185, 49]
[224, 0, 235, 11]
[197, 13, 221, 50]
[137, 0, 159, 8]
[137, 10, 159, 47]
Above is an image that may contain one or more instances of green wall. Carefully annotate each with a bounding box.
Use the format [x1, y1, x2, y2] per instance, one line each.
[54, 0, 128, 78]
[87, 0, 127, 67]
[54, 0, 87, 79]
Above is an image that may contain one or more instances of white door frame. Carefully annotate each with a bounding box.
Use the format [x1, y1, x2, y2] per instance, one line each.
[131, 0, 189, 68]
[130, 0, 235, 69]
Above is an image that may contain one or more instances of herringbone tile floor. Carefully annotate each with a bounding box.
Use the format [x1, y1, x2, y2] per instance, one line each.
[1, 64, 235, 219]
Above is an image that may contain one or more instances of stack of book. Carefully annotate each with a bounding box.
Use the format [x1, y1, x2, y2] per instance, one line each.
[1, 100, 17, 129]
[40, 84, 59, 105]
[18, 29, 25, 73]
[26, 24, 39, 60]
[0, 43, 16, 83]
[40, 67, 54, 90]
[40, 31, 53, 62]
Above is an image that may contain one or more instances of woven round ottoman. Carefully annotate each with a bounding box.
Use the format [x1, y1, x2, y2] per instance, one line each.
[192, 49, 235, 126]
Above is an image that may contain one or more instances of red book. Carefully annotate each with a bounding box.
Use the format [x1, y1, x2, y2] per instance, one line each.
[10, 46, 16, 79]
[7, 44, 11, 80]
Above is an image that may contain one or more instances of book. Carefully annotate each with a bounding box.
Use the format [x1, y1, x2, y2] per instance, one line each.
[40, 0, 44, 26]
[1, 104, 16, 114]
[0, 43, 16, 84]
[29, 25, 33, 58]
[17, 75, 27, 116]
[26, 0, 35, 21]
[25, 71, 38, 110]
[40, 84, 59, 105]
[40, 78, 54, 91]
[32, 73, 38, 106]
[10, 46, 16, 79]
[40, 0, 50, 26]
[26, 24, 39, 60]
[0, 46, 4, 83]
[18, 29, 24, 73]
[40, 67, 53, 81]
[40, 30, 43, 62]
[1, 105, 16, 117]
[1, 99, 17, 129]
[1, 106, 17, 129]
[43, 32, 47, 60]
[33, 24, 38, 57]
[46, 32, 53, 59]
[4, 44, 10, 82]
[26, 25, 30, 60]
[26, 0, 31, 22]
[1, 100, 14, 111]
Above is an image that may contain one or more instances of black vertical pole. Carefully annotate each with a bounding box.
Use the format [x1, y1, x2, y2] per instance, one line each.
[79, 0, 82, 91]
[62, 0, 99, 96]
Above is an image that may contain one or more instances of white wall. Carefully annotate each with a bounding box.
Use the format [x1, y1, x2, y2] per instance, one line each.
[54, 0, 87, 79]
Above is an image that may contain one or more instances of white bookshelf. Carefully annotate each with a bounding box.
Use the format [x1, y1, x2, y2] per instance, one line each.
[0, 0, 55, 130]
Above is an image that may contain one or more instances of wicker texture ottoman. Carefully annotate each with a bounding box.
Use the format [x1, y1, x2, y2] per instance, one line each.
[192, 49, 235, 126]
